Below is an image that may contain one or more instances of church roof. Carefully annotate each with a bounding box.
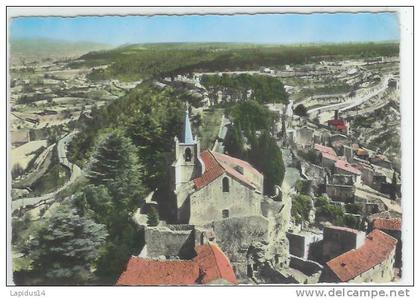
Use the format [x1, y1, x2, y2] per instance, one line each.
[193, 150, 262, 192]
[183, 110, 194, 144]
[326, 229, 397, 282]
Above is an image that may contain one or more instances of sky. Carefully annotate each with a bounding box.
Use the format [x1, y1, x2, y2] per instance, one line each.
[10, 13, 400, 46]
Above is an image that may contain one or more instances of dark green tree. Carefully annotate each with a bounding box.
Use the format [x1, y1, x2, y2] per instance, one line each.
[224, 124, 245, 159]
[22, 203, 108, 285]
[390, 171, 398, 200]
[294, 104, 308, 117]
[249, 131, 285, 195]
[87, 129, 147, 208]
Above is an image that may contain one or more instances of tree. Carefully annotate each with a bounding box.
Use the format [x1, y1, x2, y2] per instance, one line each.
[249, 131, 285, 195]
[291, 194, 313, 223]
[224, 124, 245, 159]
[294, 104, 307, 117]
[11, 163, 24, 179]
[87, 129, 147, 208]
[147, 207, 159, 227]
[390, 171, 398, 200]
[22, 203, 108, 285]
[73, 184, 114, 225]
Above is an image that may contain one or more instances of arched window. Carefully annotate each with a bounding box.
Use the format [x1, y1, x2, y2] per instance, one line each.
[184, 148, 192, 162]
[222, 177, 229, 192]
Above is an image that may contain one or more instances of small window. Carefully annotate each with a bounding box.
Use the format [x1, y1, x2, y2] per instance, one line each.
[222, 177, 229, 192]
[185, 148, 192, 162]
[222, 209, 229, 218]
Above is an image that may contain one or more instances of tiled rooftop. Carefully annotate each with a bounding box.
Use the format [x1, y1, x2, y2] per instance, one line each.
[326, 229, 397, 282]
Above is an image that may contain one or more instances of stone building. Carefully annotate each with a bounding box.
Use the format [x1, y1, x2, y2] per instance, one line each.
[322, 226, 365, 262]
[334, 159, 362, 180]
[326, 174, 355, 203]
[372, 218, 402, 268]
[295, 126, 315, 150]
[171, 110, 264, 225]
[117, 242, 237, 285]
[287, 230, 323, 260]
[322, 229, 397, 283]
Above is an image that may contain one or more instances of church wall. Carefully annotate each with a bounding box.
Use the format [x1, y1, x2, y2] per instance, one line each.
[189, 174, 262, 225]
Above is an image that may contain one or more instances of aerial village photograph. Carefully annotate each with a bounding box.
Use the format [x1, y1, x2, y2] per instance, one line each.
[5, 6, 414, 291]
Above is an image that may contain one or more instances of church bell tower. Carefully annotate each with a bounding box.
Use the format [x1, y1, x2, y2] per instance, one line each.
[173, 109, 202, 191]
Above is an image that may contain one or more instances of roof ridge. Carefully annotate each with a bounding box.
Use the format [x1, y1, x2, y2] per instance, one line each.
[208, 150, 227, 172]
[207, 242, 223, 280]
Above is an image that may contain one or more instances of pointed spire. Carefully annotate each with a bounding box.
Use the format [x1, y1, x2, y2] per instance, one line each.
[183, 108, 194, 144]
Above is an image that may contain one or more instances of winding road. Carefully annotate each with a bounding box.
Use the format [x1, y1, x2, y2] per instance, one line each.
[307, 75, 392, 115]
[11, 131, 83, 214]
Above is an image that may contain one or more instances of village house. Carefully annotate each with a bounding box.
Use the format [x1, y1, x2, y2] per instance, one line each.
[326, 174, 355, 203]
[287, 229, 323, 260]
[322, 229, 397, 283]
[116, 242, 237, 285]
[327, 110, 349, 134]
[371, 218, 402, 268]
[295, 126, 315, 150]
[322, 226, 365, 262]
[170, 110, 264, 225]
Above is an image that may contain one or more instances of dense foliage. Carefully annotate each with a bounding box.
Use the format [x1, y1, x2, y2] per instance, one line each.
[315, 196, 362, 229]
[291, 194, 313, 223]
[65, 83, 188, 283]
[74, 42, 399, 82]
[68, 82, 184, 191]
[201, 74, 288, 104]
[294, 104, 308, 117]
[20, 203, 108, 285]
[224, 101, 285, 195]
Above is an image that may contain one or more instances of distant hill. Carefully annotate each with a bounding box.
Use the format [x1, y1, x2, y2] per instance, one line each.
[74, 41, 400, 82]
[9, 38, 113, 63]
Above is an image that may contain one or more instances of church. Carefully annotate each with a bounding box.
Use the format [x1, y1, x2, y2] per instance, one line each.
[170, 110, 264, 225]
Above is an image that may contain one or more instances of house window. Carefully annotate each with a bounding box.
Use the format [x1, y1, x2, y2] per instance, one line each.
[222, 177, 229, 192]
[222, 209, 229, 218]
[185, 148, 192, 162]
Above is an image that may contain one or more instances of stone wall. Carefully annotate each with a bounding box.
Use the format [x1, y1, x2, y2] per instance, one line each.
[301, 160, 326, 185]
[326, 184, 355, 203]
[287, 231, 323, 259]
[289, 255, 323, 277]
[322, 226, 365, 261]
[190, 174, 262, 225]
[204, 215, 270, 280]
[295, 127, 314, 149]
[144, 225, 196, 259]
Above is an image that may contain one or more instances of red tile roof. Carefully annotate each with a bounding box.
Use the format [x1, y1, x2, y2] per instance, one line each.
[322, 151, 339, 162]
[116, 243, 238, 286]
[193, 150, 225, 190]
[372, 218, 402, 231]
[335, 159, 362, 175]
[116, 258, 199, 285]
[194, 150, 262, 191]
[314, 143, 337, 156]
[326, 229, 397, 282]
[328, 119, 347, 127]
[194, 243, 238, 284]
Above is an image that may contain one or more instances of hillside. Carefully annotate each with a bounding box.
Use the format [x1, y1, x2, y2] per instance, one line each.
[10, 38, 112, 63]
[72, 42, 399, 82]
